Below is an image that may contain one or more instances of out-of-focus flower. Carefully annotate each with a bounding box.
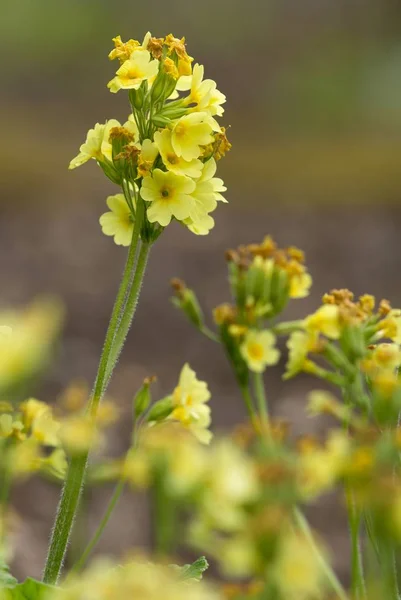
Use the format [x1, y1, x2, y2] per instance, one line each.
[0, 299, 63, 393]
[240, 330, 280, 373]
[45, 556, 221, 600]
[271, 530, 327, 600]
[171, 363, 212, 444]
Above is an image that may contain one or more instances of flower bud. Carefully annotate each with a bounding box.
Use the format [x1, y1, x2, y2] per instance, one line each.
[171, 279, 204, 329]
[133, 376, 156, 418]
[147, 396, 174, 422]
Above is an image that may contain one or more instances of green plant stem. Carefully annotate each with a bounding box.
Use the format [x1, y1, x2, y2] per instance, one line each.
[70, 480, 125, 575]
[105, 242, 151, 383]
[43, 224, 144, 585]
[386, 548, 400, 600]
[346, 487, 366, 599]
[294, 508, 349, 600]
[239, 384, 257, 424]
[253, 372, 268, 424]
[153, 469, 177, 557]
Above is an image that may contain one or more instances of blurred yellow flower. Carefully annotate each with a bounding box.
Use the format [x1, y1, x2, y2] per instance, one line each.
[141, 169, 195, 227]
[99, 194, 133, 246]
[108, 50, 159, 93]
[304, 304, 341, 339]
[272, 530, 327, 600]
[289, 265, 312, 299]
[171, 363, 212, 444]
[240, 329, 280, 372]
[69, 120, 120, 169]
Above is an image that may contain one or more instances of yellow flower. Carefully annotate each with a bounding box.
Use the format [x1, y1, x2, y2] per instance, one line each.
[154, 129, 203, 178]
[182, 159, 226, 235]
[59, 415, 99, 455]
[177, 63, 226, 116]
[284, 330, 317, 379]
[184, 211, 215, 236]
[108, 50, 159, 93]
[370, 343, 401, 371]
[20, 398, 60, 447]
[164, 57, 179, 80]
[171, 363, 212, 444]
[272, 530, 327, 600]
[304, 304, 341, 339]
[0, 299, 63, 393]
[69, 119, 121, 169]
[289, 265, 312, 299]
[379, 309, 401, 343]
[240, 329, 280, 373]
[99, 194, 133, 246]
[297, 430, 349, 500]
[48, 557, 221, 600]
[171, 112, 214, 161]
[108, 35, 140, 63]
[201, 439, 259, 530]
[141, 169, 195, 227]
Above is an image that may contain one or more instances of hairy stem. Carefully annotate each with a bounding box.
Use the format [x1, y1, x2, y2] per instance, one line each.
[43, 222, 145, 584]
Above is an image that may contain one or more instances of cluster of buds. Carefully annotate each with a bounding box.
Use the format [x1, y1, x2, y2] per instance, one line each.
[286, 289, 401, 426]
[171, 237, 312, 386]
[69, 32, 230, 245]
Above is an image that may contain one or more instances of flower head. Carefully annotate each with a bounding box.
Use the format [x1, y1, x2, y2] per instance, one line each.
[69, 120, 120, 169]
[99, 194, 133, 246]
[108, 50, 159, 93]
[141, 169, 195, 227]
[171, 363, 212, 444]
[108, 35, 140, 63]
[154, 129, 203, 178]
[240, 330, 280, 373]
[177, 64, 226, 116]
[304, 304, 341, 339]
[171, 113, 214, 161]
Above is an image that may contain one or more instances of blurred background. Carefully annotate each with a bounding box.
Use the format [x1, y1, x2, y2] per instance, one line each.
[2, 0, 401, 582]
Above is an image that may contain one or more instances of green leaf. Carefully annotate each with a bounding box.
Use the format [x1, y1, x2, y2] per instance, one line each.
[7, 578, 55, 600]
[176, 556, 209, 582]
[0, 557, 17, 589]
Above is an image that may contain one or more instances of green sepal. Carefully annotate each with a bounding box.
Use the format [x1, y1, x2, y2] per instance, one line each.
[147, 397, 174, 422]
[176, 556, 209, 581]
[4, 578, 55, 600]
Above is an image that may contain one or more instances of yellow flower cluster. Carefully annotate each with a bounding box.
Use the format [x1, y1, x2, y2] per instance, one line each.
[44, 556, 221, 600]
[172, 237, 312, 375]
[285, 289, 401, 387]
[0, 398, 66, 480]
[69, 32, 229, 244]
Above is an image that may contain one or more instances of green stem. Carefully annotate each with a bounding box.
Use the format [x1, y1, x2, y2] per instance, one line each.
[346, 487, 366, 599]
[105, 242, 150, 383]
[43, 224, 144, 585]
[294, 508, 349, 600]
[153, 469, 177, 557]
[253, 371, 268, 424]
[70, 480, 125, 574]
[239, 384, 258, 424]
